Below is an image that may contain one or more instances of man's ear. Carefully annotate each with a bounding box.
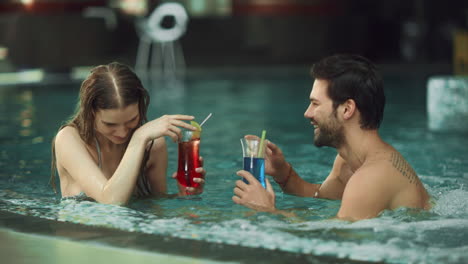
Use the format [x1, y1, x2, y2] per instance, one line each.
[342, 99, 356, 120]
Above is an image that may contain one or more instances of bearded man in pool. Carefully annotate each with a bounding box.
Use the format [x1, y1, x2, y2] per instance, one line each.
[232, 54, 431, 221]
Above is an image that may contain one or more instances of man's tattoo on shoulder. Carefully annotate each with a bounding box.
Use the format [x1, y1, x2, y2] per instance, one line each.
[390, 152, 419, 185]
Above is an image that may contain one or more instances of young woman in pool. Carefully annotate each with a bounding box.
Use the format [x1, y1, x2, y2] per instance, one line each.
[50, 62, 205, 204]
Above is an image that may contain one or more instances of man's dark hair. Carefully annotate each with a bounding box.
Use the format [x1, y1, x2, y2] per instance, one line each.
[311, 54, 385, 129]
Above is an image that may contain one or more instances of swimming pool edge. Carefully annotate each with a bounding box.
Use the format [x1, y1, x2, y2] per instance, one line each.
[0, 210, 380, 264]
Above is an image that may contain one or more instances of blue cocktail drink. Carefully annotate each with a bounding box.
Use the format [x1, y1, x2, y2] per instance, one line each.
[240, 131, 267, 189]
[243, 157, 266, 188]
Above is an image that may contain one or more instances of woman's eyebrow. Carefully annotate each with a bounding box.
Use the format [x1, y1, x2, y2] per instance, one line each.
[125, 114, 139, 123]
[101, 115, 138, 125]
[101, 120, 116, 125]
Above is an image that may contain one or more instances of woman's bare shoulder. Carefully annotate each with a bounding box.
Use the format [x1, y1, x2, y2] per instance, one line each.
[145, 137, 167, 168]
[149, 137, 166, 152]
[55, 126, 82, 145]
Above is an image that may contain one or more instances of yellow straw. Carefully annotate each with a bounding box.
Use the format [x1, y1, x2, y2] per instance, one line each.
[258, 130, 267, 158]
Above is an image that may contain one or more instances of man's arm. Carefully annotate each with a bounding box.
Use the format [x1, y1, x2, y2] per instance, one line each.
[276, 163, 320, 197]
[278, 154, 349, 200]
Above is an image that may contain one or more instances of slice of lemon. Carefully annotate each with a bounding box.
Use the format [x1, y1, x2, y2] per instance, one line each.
[190, 121, 202, 139]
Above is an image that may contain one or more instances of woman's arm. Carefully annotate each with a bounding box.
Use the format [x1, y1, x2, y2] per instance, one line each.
[55, 126, 147, 204]
[56, 115, 195, 205]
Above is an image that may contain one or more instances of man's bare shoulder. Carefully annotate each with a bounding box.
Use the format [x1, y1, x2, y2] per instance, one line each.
[348, 150, 410, 194]
[386, 151, 420, 185]
[353, 149, 426, 203]
[339, 162, 393, 220]
[351, 160, 392, 187]
[339, 147, 429, 219]
[359, 149, 419, 184]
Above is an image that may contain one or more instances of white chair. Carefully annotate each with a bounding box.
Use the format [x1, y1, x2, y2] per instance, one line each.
[135, 2, 188, 81]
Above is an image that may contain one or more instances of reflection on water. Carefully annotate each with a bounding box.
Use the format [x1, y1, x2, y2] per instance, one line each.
[1, 74, 468, 263]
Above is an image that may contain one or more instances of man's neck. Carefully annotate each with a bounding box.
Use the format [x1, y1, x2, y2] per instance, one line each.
[337, 128, 382, 172]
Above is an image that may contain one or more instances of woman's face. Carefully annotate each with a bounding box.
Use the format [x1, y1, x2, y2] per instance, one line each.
[94, 103, 140, 144]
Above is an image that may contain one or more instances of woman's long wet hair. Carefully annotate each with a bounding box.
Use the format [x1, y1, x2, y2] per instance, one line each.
[50, 62, 150, 193]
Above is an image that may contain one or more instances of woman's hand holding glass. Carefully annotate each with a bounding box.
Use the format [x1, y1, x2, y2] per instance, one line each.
[171, 156, 206, 196]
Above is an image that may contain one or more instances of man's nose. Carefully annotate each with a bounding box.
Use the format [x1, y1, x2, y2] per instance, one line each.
[304, 104, 313, 119]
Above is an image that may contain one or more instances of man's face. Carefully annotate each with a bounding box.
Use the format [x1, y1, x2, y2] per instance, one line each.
[304, 79, 345, 148]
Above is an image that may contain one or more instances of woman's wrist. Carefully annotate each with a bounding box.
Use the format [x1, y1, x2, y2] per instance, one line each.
[131, 128, 149, 144]
[128, 129, 149, 149]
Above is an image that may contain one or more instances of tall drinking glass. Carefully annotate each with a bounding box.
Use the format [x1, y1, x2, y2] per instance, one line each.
[177, 130, 202, 190]
[240, 137, 266, 188]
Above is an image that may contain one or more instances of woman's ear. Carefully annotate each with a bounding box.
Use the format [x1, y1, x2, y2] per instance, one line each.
[342, 99, 356, 120]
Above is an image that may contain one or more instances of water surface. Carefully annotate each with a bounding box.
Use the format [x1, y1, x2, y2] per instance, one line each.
[0, 69, 467, 263]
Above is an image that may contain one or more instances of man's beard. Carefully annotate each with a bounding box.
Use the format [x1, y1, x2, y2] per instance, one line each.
[313, 110, 345, 148]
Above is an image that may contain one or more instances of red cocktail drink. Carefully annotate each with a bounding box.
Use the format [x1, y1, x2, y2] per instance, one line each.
[177, 131, 202, 188]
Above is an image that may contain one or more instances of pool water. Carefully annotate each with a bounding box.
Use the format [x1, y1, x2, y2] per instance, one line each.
[1, 68, 467, 263]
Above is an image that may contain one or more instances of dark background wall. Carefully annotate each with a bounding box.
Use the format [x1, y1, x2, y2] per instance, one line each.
[0, 0, 466, 71]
